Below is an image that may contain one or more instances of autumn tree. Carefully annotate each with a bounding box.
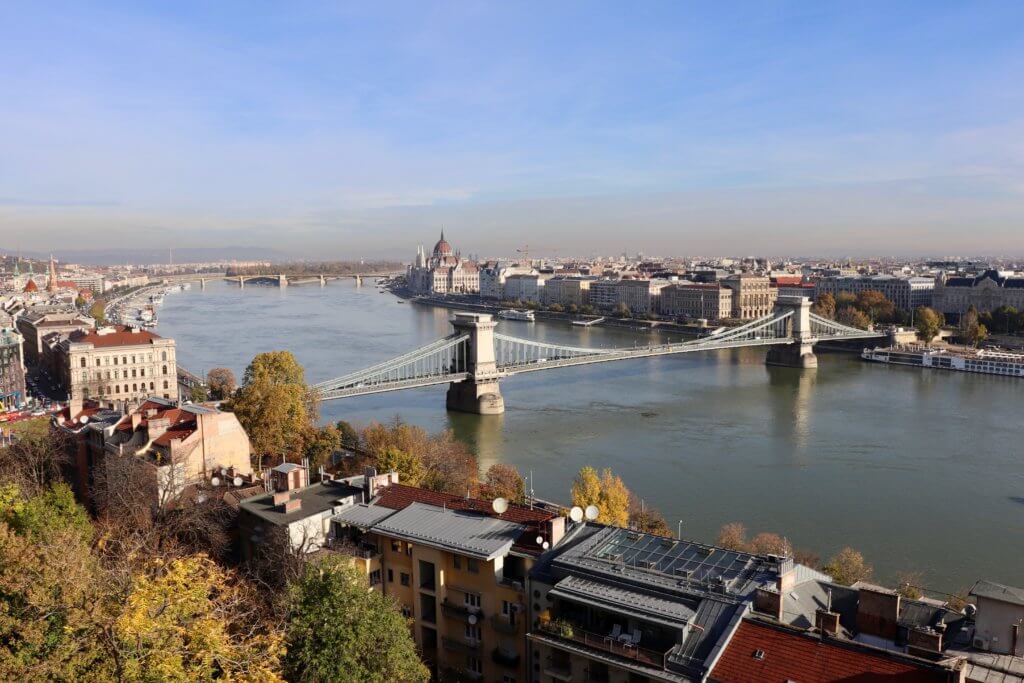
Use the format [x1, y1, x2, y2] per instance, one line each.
[231, 351, 317, 466]
[480, 463, 526, 503]
[284, 557, 428, 683]
[811, 293, 836, 319]
[0, 428, 70, 495]
[837, 306, 871, 330]
[335, 420, 360, 449]
[823, 547, 873, 586]
[361, 420, 478, 495]
[716, 522, 748, 551]
[613, 302, 632, 318]
[304, 424, 341, 471]
[570, 467, 630, 527]
[959, 305, 988, 347]
[914, 307, 943, 345]
[835, 292, 858, 309]
[628, 497, 673, 537]
[855, 290, 896, 322]
[748, 532, 792, 556]
[206, 367, 237, 400]
[376, 447, 425, 487]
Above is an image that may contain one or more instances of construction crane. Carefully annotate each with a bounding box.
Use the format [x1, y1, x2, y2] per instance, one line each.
[516, 245, 558, 265]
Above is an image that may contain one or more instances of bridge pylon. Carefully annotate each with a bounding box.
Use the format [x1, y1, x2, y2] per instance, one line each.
[279, 274, 288, 287]
[446, 313, 505, 415]
[765, 296, 818, 369]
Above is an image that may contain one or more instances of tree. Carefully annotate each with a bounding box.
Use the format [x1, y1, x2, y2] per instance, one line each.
[481, 464, 526, 504]
[206, 368, 237, 400]
[811, 293, 836, 320]
[748, 532, 792, 556]
[548, 303, 564, 313]
[855, 290, 896, 322]
[613, 302, 632, 318]
[231, 351, 317, 465]
[113, 555, 284, 682]
[304, 425, 341, 471]
[570, 467, 630, 527]
[189, 384, 209, 403]
[914, 307, 943, 345]
[835, 292, 858, 310]
[628, 497, 673, 537]
[284, 557, 429, 683]
[335, 420, 360, 449]
[895, 571, 924, 600]
[360, 420, 478, 495]
[837, 306, 871, 330]
[376, 447, 425, 487]
[89, 301, 106, 324]
[0, 429, 70, 495]
[960, 305, 988, 347]
[716, 522, 748, 551]
[991, 305, 1020, 334]
[823, 547, 872, 586]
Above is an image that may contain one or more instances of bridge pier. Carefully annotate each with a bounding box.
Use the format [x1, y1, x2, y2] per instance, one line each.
[446, 313, 505, 415]
[200, 278, 206, 290]
[320, 274, 326, 287]
[765, 296, 818, 369]
[279, 274, 288, 287]
[238, 276, 245, 289]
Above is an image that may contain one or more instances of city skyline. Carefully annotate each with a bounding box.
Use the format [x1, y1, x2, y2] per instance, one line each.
[2, 2, 1024, 257]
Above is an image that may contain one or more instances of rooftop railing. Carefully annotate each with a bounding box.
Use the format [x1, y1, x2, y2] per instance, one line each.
[537, 620, 670, 670]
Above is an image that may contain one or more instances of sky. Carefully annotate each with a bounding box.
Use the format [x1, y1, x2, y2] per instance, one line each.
[1, 1, 1023, 259]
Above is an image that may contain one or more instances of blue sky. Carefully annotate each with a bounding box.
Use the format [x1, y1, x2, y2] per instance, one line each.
[1, 1, 1023, 257]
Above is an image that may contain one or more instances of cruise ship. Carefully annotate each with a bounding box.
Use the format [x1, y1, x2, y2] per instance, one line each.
[497, 309, 535, 322]
[862, 345, 1024, 377]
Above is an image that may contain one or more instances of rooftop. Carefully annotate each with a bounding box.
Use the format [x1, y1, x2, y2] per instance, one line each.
[239, 478, 365, 526]
[369, 501, 526, 560]
[67, 325, 166, 348]
[970, 580, 1024, 607]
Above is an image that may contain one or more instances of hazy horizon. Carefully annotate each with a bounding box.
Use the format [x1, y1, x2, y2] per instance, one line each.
[2, 2, 1023, 258]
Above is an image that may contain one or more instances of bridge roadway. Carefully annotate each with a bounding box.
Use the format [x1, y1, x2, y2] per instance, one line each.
[314, 297, 883, 413]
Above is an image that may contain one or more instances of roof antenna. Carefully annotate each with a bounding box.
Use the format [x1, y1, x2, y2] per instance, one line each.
[528, 469, 535, 509]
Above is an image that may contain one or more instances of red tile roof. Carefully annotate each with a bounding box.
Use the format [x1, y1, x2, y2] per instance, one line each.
[69, 325, 163, 348]
[711, 621, 953, 683]
[374, 483, 555, 524]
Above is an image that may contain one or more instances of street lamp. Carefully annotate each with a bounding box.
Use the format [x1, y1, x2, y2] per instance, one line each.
[677, 520, 683, 539]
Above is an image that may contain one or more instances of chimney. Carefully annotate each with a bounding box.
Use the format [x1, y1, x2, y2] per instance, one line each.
[907, 627, 943, 655]
[856, 585, 901, 640]
[546, 516, 566, 548]
[272, 491, 290, 507]
[754, 585, 784, 620]
[815, 609, 841, 636]
[283, 498, 302, 514]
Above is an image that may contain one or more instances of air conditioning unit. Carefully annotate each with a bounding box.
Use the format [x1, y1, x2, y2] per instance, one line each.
[973, 636, 990, 651]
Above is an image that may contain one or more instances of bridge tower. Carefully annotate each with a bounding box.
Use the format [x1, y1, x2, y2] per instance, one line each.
[238, 275, 245, 289]
[279, 273, 288, 287]
[200, 278, 206, 290]
[320, 274, 326, 287]
[445, 313, 505, 415]
[765, 296, 818, 369]
[355, 274, 363, 287]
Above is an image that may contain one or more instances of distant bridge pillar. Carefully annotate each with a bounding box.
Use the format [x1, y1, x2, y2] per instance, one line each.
[355, 274, 363, 287]
[446, 313, 505, 415]
[320, 274, 326, 287]
[238, 276, 245, 289]
[200, 278, 206, 290]
[766, 296, 818, 369]
[279, 274, 288, 287]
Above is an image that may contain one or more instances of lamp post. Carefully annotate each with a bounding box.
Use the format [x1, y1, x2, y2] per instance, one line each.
[677, 520, 683, 539]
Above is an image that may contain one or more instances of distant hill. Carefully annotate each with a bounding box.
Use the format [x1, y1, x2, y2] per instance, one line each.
[0, 246, 290, 266]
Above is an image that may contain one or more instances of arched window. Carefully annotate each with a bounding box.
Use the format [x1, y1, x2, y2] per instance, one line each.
[149, 382, 155, 390]
[123, 384, 128, 394]
[162, 365, 168, 375]
[132, 383, 137, 392]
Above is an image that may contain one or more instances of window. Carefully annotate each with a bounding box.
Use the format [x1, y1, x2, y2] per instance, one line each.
[95, 358, 101, 367]
[453, 556, 461, 570]
[150, 382, 154, 390]
[140, 368, 145, 377]
[122, 356, 127, 365]
[163, 380, 168, 389]
[80, 358, 86, 368]
[161, 351, 167, 361]
[418, 560, 436, 591]
[387, 569, 394, 583]
[406, 543, 412, 556]
[131, 369, 136, 378]
[400, 572, 410, 587]
[467, 656, 483, 675]
[391, 540, 401, 553]
[369, 569, 382, 586]
[467, 558, 479, 574]
[401, 606, 412, 618]
[464, 593, 481, 610]
[123, 384, 128, 394]
[113, 357, 118, 365]
[162, 365, 168, 375]
[464, 623, 481, 642]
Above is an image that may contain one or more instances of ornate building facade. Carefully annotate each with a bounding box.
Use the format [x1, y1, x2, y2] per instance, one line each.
[408, 231, 480, 295]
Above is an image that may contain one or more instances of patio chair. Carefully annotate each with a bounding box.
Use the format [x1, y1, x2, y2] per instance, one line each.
[608, 624, 622, 642]
[630, 628, 642, 647]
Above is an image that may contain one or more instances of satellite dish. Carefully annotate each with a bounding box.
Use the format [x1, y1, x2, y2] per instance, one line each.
[79, 415, 89, 424]
[468, 614, 478, 625]
[492, 497, 509, 514]
[535, 535, 544, 545]
[210, 476, 221, 487]
[569, 506, 584, 523]
[542, 541, 550, 550]
[220, 467, 227, 476]
[584, 505, 600, 521]
[233, 476, 243, 487]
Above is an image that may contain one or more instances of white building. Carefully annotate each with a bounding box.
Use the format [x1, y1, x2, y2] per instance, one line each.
[407, 231, 480, 295]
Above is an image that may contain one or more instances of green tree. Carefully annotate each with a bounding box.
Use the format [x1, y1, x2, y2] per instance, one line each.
[481, 463, 526, 504]
[284, 557, 428, 683]
[304, 425, 341, 470]
[914, 307, 943, 345]
[335, 420, 360, 449]
[0, 483, 93, 544]
[837, 306, 871, 330]
[991, 305, 1020, 334]
[811, 293, 836, 320]
[206, 367, 237, 400]
[375, 447, 424, 487]
[189, 384, 209, 403]
[231, 351, 317, 465]
[823, 547, 873, 586]
[89, 301, 106, 324]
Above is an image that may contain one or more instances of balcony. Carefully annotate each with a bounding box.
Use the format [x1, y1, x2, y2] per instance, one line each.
[495, 574, 525, 592]
[543, 656, 573, 682]
[441, 635, 482, 654]
[441, 598, 483, 621]
[323, 537, 379, 559]
[537, 620, 670, 670]
[491, 645, 520, 668]
[490, 613, 519, 634]
[439, 666, 482, 682]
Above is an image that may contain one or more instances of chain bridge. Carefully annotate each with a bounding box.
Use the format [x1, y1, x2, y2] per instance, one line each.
[313, 297, 882, 414]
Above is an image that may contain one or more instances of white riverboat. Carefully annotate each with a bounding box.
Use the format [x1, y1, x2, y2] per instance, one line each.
[862, 345, 1024, 377]
[498, 309, 535, 322]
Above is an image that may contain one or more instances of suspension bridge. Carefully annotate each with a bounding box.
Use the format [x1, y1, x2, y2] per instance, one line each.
[313, 297, 882, 414]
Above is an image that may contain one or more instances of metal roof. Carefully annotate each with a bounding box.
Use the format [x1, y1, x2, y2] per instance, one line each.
[239, 479, 363, 526]
[371, 501, 526, 560]
[331, 503, 397, 529]
[970, 580, 1024, 607]
[549, 575, 696, 627]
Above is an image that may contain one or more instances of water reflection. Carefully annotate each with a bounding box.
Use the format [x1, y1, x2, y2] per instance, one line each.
[766, 365, 818, 455]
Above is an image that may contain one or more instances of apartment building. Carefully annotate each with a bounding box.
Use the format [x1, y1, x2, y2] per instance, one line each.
[722, 273, 777, 319]
[16, 308, 94, 366]
[659, 283, 733, 320]
[814, 274, 935, 311]
[49, 325, 178, 408]
[0, 326, 25, 410]
[541, 276, 594, 308]
[933, 270, 1024, 318]
[504, 273, 548, 303]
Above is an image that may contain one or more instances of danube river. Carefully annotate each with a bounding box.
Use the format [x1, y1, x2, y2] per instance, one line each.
[158, 279, 1024, 591]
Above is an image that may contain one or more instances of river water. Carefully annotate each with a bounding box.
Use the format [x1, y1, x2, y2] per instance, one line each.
[158, 279, 1024, 591]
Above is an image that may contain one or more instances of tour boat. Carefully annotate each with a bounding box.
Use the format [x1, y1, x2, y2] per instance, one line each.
[498, 309, 535, 322]
[862, 345, 1024, 377]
